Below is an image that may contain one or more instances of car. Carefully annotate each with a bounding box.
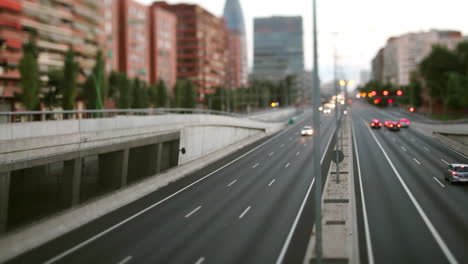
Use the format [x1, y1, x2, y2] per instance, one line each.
[323, 108, 331, 114]
[384, 120, 392, 127]
[301, 126, 314, 136]
[445, 164, 468, 184]
[370, 119, 383, 129]
[399, 118, 411, 127]
[386, 121, 401, 131]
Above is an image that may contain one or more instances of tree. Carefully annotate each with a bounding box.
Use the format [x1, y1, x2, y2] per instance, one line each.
[83, 51, 107, 109]
[19, 37, 40, 110]
[107, 71, 119, 99]
[182, 80, 197, 108]
[61, 48, 79, 110]
[131, 78, 149, 108]
[420, 45, 462, 112]
[155, 79, 169, 107]
[43, 69, 63, 109]
[117, 73, 132, 109]
[172, 80, 185, 108]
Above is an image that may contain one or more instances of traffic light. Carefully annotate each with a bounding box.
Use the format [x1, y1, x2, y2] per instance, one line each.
[396, 90, 403, 96]
[382, 90, 389, 96]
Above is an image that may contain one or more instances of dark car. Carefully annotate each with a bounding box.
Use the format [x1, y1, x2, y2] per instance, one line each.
[386, 121, 401, 131]
[445, 164, 468, 184]
[370, 119, 382, 129]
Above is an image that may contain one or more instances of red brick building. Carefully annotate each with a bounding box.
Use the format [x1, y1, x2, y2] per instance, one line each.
[154, 2, 229, 99]
[0, 0, 103, 111]
[149, 3, 177, 91]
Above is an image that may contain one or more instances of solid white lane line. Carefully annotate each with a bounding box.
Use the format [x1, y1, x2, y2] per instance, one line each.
[268, 179, 276, 187]
[117, 256, 132, 264]
[441, 159, 450, 165]
[269, 152, 275, 156]
[433, 177, 446, 188]
[424, 147, 431, 152]
[239, 206, 251, 219]
[285, 163, 290, 168]
[185, 206, 202, 218]
[413, 158, 421, 165]
[195, 257, 205, 264]
[277, 122, 335, 264]
[252, 163, 259, 168]
[365, 123, 458, 264]
[411, 138, 416, 142]
[44, 109, 303, 264]
[289, 137, 292, 140]
[281, 144, 285, 147]
[227, 179, 237, 187]
[401, 146, 407, 152]
[392, 138, 396, 142]
[352, 122, 375, 264]
[296, 152, 300, 156]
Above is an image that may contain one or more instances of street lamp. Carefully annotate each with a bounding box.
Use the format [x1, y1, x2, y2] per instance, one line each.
[339, 79, 354, 110]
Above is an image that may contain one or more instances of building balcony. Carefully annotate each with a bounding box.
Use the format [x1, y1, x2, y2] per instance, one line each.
[21, 18, 73, 38]
[22, 1, 73, 21]
[37, 40, 68, 53]
[0, 0, 22, 13]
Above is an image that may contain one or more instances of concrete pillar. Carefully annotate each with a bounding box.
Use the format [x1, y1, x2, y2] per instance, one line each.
[0, 171, 10, 233]
[147, 144, 158, 176]
[156, 143, 163, 174]
[121, 149, 129, 188]
[63, 158, 82, 207]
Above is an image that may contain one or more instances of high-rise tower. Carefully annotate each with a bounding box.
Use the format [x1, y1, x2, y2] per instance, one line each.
[223, 0, 248, 88]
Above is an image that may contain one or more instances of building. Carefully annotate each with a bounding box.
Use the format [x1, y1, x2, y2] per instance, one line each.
[155, 2, 229, 99]
[223, 0, 248, 88]
[253, 16, 304, 81]
[118, 0, 150, 83]
[149, 3, 177, 90]
[371, 48, 384, 82]
[0, 0, 103, 111]
[103, 0, 120, 73]
[372, 30, 463, 86]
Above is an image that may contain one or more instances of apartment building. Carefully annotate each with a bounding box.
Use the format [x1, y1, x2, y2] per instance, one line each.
[0, 0, 103, 110]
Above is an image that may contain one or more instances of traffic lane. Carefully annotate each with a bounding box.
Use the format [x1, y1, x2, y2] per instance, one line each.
[33, 112, 332, 262]
[366, 120, 468, 262]
[131, 116, 335, 264]
[351, 115, 449, 264]
[42, 116, 322, 263]
[9, 112, 313, 264]
[358, 104, 468, 163]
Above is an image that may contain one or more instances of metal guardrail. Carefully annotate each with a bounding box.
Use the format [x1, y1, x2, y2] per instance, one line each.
[0, 108, 247, 123]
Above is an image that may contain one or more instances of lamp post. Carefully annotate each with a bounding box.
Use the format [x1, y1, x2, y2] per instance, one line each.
[312, 0, 322, 263]
[339, 79, 354, 111]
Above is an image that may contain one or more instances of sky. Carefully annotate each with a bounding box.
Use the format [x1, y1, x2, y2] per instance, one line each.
[138, 0, 468, 85]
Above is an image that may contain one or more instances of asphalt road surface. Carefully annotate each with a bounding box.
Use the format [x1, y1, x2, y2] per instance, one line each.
[9, 110, 337, 264]
[352, 103, 468, 264]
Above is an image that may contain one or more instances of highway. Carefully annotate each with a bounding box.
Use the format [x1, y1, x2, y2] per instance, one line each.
[352, 103, 468, 264]
[9, 110, 337, 264]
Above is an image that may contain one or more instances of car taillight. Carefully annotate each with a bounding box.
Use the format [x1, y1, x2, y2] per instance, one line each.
[379, 123, 382, 126]
[397, 124, 401, 127]
[390, 124, 393, 127]
[452, 171, 457, 176]
[371, 122, 375, 126]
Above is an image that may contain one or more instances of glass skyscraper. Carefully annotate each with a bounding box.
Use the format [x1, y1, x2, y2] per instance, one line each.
[223, 0, 248, 87]
[253, 16, 304, 81]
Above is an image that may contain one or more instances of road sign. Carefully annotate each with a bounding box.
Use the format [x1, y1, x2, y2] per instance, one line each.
[332, 150, 344, 163]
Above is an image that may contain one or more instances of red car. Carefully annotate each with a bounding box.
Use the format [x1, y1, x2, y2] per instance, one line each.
[370, 119, 383, 129]
[386, 121, 401, 131]
[399, 118, 410, 127]
[384, 120, 392, 127]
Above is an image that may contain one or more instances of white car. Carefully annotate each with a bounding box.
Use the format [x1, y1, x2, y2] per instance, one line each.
[301, 126, 314, 136]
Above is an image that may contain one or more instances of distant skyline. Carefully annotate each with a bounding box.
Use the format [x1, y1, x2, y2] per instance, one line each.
[137, 0, 468, 85]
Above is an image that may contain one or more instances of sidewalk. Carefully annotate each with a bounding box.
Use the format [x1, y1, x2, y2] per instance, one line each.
[303, 115, 359, 264]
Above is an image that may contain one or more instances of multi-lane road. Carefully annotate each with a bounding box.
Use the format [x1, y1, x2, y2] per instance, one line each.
[8, 103, 468, 264]
[9, 110, 337, 264]
[352, 103, 468, 264]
